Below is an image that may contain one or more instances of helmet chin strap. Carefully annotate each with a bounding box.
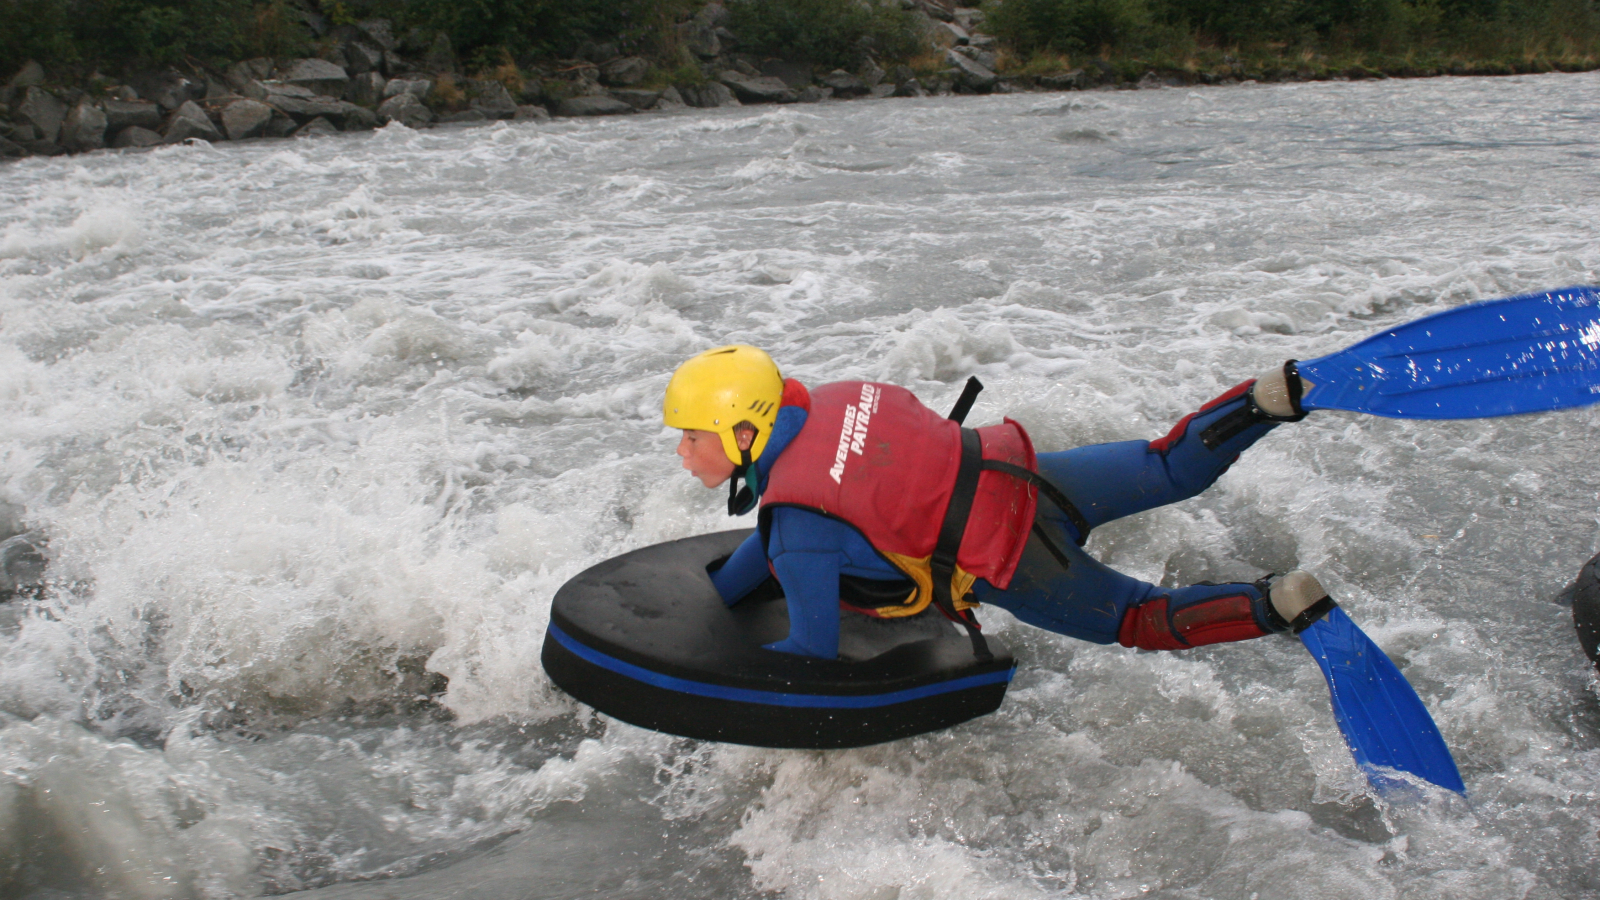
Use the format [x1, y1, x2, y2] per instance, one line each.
[726, 444, 758, 516]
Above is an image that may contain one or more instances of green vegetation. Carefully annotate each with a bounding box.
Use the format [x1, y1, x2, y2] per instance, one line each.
[1, 0, 1597, 86]
[985, 0, 1600, 78]
[724, 0, 921, 70]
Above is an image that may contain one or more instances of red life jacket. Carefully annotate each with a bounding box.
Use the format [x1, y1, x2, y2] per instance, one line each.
[759, 380, 1038, 617]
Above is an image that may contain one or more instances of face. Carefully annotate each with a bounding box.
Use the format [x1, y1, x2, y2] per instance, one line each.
[677, 429, 736, 488]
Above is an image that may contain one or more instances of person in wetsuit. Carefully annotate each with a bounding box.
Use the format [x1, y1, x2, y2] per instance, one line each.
[664, 345, 1336, 660]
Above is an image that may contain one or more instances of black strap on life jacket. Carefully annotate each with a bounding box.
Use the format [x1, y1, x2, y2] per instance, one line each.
[933, 377, 1096, 661]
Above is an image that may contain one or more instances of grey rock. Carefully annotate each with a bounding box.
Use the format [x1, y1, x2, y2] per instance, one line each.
[719, 72, 796, 103]
[678, 21, 720, 58]
[112, 126, 162, 148]
[469, 80, 518, 119]
[954, 45, 998, 71]
[894, 78, 927, 97]
[128, 71, 201, 110]
[760, 59, 813, 89]
[204, 78, 239, 101]
[514, 104, 551, 121]
[969, 34, 996, 49]
[730, 58, 760, 77]
[358, 19, 398, 51]
[870, 83, 897, 99]
[713, 26, 739, 49]
[345, 72, 386, 107]
[376, 91, 433, 127]
[265, 112, 298, 138]
[383, 51, 407, 75]
[954, 6, 984, 27]
[383, 78, 432, 99]
[284, 58, 350, 98]
[820, 70, 869, 97]
[164, 112, 223, 144]
[555, 95, 635, 116]
[8, 61, 44, 89]
[20, 139, 63, 156]
[108, 85, 139, 101]
[221, 99, 273, 140]
[226, 58, 274, 91]
[16, 87, 67, 144]
[61, 101, 107, 151]
[438, 109, 487, 124]
[601, 57, 650, 86]
[656, 86, 687, 109]
[0, 136, 24, 157]
[1038, 69, 1086, 90]
[677, 82, 740, 108]
[888, 64, 916, 85]
[860, 58, 887, 87]
[609, 89, 662, 110]
[345, 41, 385, 76]
[796, 85, 833, 102]
[937, 21, 969, 45]
[293, 116, 338, 137]
[425, 32, 457, 73]
[945, 48, 998, 90]
[269, 93, 373, 129]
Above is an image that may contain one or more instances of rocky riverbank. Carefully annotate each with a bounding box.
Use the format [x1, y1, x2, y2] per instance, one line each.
[0, 0, 1559, 162]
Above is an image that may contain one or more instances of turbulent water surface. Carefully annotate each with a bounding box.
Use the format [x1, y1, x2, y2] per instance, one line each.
[2, 73, 1599, 899]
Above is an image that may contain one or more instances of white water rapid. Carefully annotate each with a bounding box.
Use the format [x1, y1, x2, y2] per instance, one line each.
[2, 72, 1599, 899]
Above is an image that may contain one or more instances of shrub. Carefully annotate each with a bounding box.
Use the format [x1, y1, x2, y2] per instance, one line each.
[726, 0, 923, 69]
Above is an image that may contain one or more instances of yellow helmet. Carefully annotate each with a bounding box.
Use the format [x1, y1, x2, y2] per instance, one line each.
[663, 345, 784, 464]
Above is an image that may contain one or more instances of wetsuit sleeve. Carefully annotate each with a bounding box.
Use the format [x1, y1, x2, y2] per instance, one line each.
[708, 529, 771, 606]
[766, 552, 842, 659]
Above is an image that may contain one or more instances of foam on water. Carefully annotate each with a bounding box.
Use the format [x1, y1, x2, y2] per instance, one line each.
[2, 74, 1599, 898]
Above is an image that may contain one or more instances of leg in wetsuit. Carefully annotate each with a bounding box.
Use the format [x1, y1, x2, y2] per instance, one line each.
[972, 379, 1294, 649]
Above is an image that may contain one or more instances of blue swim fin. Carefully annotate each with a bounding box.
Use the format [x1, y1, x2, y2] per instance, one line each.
[1297, 286, 1600, 419]
[1298, 607, 1466, 795]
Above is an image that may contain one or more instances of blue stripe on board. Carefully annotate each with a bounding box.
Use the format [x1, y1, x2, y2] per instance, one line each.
[548, 622, 1013, 709]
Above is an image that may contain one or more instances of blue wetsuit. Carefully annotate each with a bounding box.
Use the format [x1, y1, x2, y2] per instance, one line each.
[710, 386, 1282, 659]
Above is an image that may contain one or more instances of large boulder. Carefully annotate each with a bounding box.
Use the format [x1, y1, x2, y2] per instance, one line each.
[677, 82, 740, 108]
[343, 41, 385, 76]
[221, 99, 273, 140]
[514, 104, 551, 121]
[225, 58, 274, 91]
[111, 126, 162, 148]
[383, 78, 431, 99]
[0, 135, 24, 157]
[820, 70, 869, 97]
[760, 59, 813, 89]
[60, 101, 107, 151]
[945, 48, 998, 91]
[284, 58, 350, 98]
[469, 80, 518, 119]
[103, 98, 163, 130]
[163, 101, 223, 142]
[601, 57, 650, 86]
[128, 71, 202, 110]
[345, 72, 386, 107]
[609, 89, 662, 110]
[15, 87, 67, 144]
[555, 95, 635, 116]
[376, 91, 432, 127]
[293, 116, 338, 138]
[718, 72, 796, 103]
[357, 19, 397, 51]
[8, 61, 44, 89]
[656, 85, 687, 109]
[268, 93, 375, 129]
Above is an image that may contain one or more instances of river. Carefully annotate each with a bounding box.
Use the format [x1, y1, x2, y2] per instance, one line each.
[2, 71, 1599, 899]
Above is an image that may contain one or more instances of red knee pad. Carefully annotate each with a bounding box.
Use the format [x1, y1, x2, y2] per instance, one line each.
[1118, 594, 1269, 650]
